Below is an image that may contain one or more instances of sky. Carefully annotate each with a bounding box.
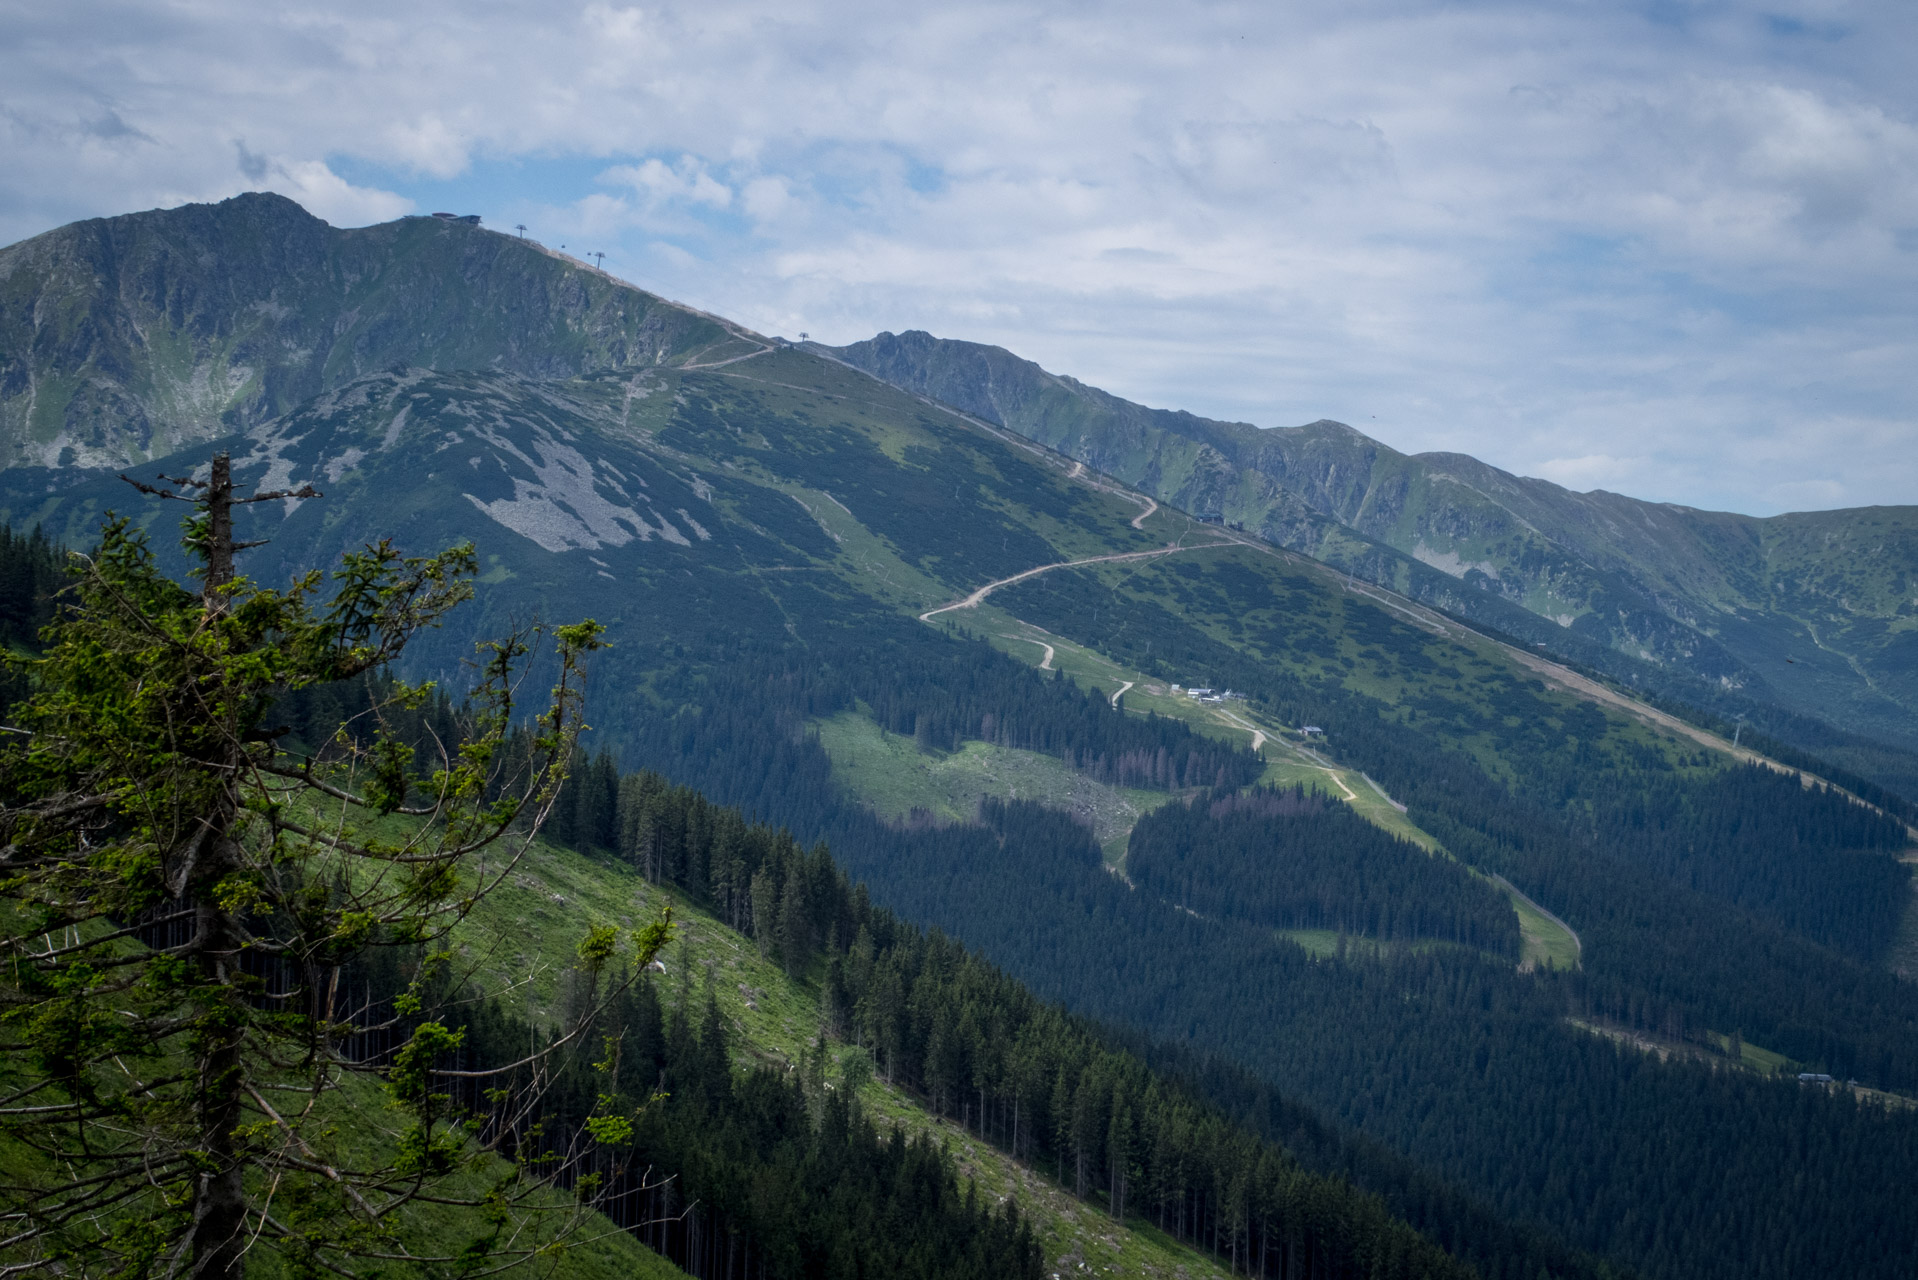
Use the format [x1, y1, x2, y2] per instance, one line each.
[3, 1, 1915, 516]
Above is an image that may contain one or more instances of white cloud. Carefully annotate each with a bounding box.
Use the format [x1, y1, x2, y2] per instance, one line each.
[1532, 455, 1654, 493]
[1766, 477, 1850, 509]
[3, 1, 1917, 513]
[601, 158, 733, 209]
[741, 175, 791, 224]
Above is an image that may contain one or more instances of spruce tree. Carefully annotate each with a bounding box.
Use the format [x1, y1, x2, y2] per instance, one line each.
[0, 455, 667, 1279]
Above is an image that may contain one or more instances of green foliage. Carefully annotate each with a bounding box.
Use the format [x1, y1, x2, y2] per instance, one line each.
[1127, 786, 1521, 957]
[0, 466, 638, 1278]
[1, 206, 1913, 1280]
[607, 623, 1918, 1280]
[829, 329, 1918, 763]
[517, 765, 1483, 1280]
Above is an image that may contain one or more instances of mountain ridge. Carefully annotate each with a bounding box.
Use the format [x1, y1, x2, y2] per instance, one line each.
[818, 328, 1918, 761]
[0, 191, 760, 471]
[5, 197, 1918, 1280]
[6, 193, 1911, 767]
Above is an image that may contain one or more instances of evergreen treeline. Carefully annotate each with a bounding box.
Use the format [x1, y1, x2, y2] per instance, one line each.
[1589, 764, 1910, 960]
[533, 766, 1491, 1280]
[462, 976, 1047, 1280]
[273, 667, 465, 758]
[590, 636, 1918, 1280]
[0, 523, 61, 714]
[995, 567, 1918, 1084]
[292, 914, 1043, 1280]
[0, 523, 58, 650]
[1636, 693, 1918, 826]
[1343, 724, 1918, 1086]
[1127, 788, 1520, 957]
[851, 637, 1262, 789]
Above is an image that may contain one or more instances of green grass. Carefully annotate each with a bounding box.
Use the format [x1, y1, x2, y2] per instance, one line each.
[813, 709, 1172, 854]
[1566, 1018, 1805, 1082]
[944, 597, 1598, 974]
[0, 859, 688, 1280]
[1023, 542, 1716, 789]
[1277, 928, 1487, 963]
[1560, 1019, 1918, 1113]
[234, 1071, 688, 1280]
[953, 604, 1445, 840]
[461, 837, 1234, 1280]
[1509, 891, 1583, 972]
[1705, 1031, 1796, 1076]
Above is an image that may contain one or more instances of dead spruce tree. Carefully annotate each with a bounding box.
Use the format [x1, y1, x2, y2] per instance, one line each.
[0, 454, 670, 1279]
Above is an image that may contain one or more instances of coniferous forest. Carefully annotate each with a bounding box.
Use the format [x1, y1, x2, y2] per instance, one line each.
[5, 178, 1918, 1280]
[497, 766, 1547, 1280]
[574, 624, 1918, 1280]
[1125, 787, 1521, 956]
[12, 416, 1918, 1280]
[0, 523, 58, 712]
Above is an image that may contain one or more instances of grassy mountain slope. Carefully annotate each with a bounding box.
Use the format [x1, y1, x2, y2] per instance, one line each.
[1, 328, 1898, 989]
[0, 1070, 689, 1280]
[819, 329, 1918, 764]
[457, 831, 1238, 1280]
[7, 199, 1918, 1280]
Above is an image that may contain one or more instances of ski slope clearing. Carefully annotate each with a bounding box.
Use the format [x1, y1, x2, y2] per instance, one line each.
[814, 710, 1171, 860]
[950, 605, 1587, 970]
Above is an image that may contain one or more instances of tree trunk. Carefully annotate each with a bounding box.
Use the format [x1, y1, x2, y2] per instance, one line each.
[187, 459, 249, 1279]
[188, 839, 247, 1280]
[202, 453, 236, 608]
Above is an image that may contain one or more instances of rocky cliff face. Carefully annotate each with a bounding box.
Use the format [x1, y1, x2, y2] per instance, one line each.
[821, 330, 1918, 753]
[0, 193, 752, 469]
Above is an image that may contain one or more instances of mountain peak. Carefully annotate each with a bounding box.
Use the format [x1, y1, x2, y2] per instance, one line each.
[0, 199, 739, 470]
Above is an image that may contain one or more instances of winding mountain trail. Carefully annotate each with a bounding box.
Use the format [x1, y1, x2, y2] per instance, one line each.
[682, 344, 773, 370]
[919, 541, 1229, 622]
[1212, 707, 1359, 800]
[1278, 732, 1363, 802]
[1110, 680, 1134, 709]
[803, 341, 1917, 857]
[1008, 635, 1056, 669]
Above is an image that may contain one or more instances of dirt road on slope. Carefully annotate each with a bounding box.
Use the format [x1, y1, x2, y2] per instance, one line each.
[682, 344, 773, 370]
[793, 348, 1909, 835]
[1501, 648, 1918, 838]
[919, 542, 1230, 621]
[1007, 636, 1056, 670]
